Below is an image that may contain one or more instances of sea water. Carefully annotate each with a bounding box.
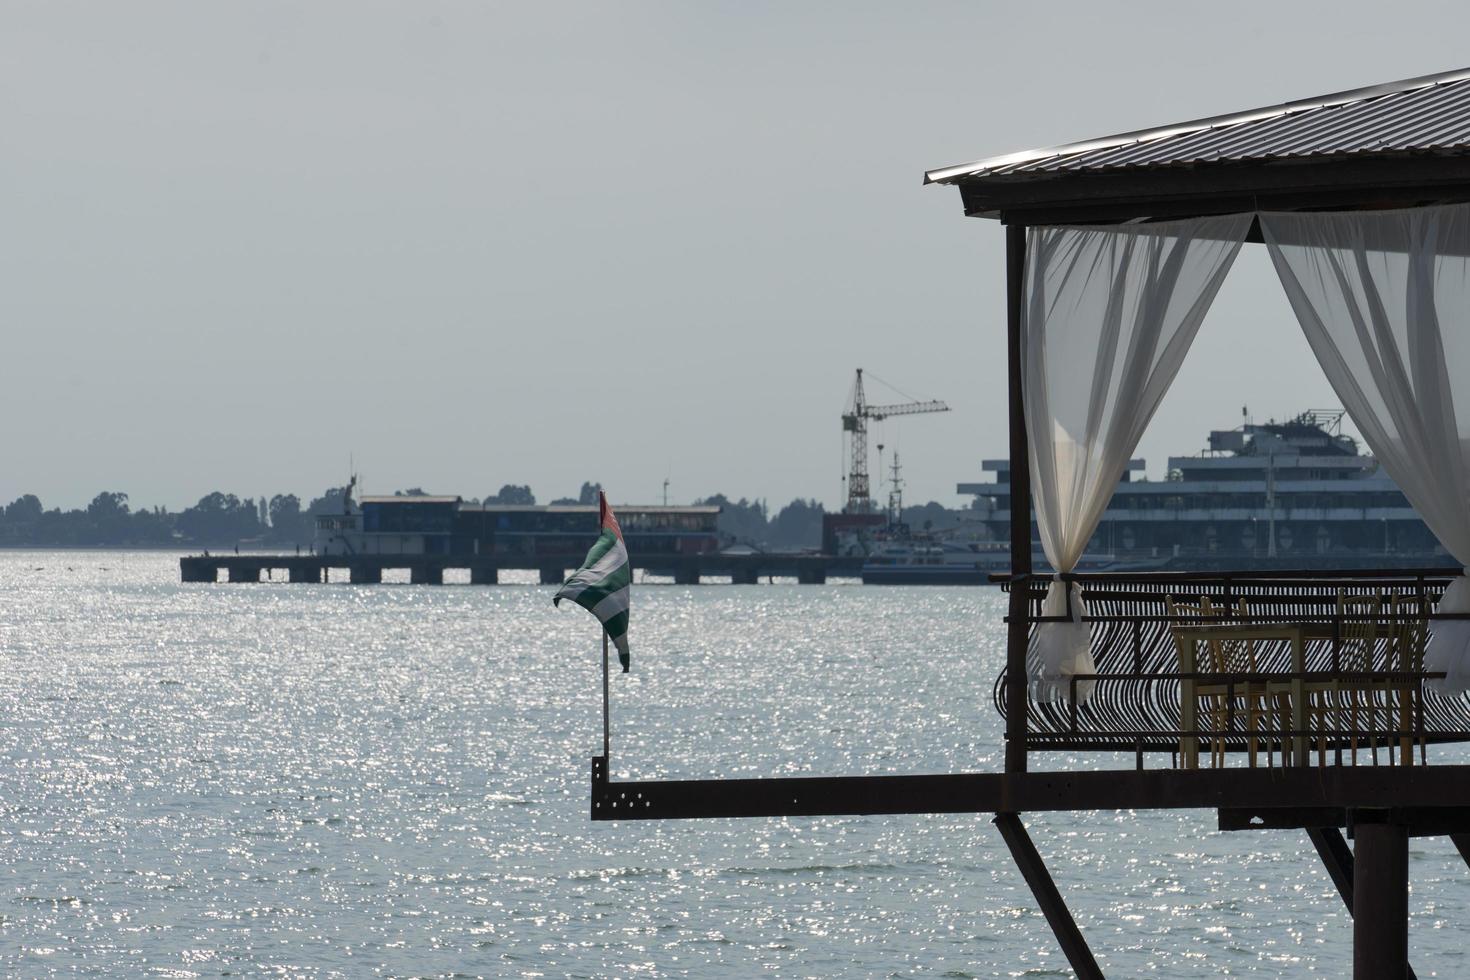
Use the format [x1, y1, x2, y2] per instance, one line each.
[1, 551, 1467, 977]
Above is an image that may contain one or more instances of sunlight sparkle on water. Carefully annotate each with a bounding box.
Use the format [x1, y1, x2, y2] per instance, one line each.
[1, 552, 1468, 976]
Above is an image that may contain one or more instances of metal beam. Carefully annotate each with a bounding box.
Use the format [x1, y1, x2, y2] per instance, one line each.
[1451, 832, 1470, 868]
[962, 156, 1470, 222]
[1223, 808, 1346, 832]
[592, 764, 1470, 821]
[1222, 807, 1470, 837]
[994, 813, 1103, 979]
[1004, 221, 1031, 774]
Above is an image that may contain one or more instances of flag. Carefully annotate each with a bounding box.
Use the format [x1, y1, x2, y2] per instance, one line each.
[553, 491, 631, 671]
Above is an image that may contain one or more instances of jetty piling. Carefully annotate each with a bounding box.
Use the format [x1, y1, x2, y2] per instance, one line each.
[181, 553, 863, 585]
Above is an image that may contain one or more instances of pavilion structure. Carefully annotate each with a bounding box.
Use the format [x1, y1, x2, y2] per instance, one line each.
[592, 68, 1470, 978]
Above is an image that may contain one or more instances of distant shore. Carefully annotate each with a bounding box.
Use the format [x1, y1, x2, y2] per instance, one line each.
[0, 544, 296, 552]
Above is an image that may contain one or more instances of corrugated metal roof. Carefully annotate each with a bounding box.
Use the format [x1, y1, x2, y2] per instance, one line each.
[925, 67, 1470, 185]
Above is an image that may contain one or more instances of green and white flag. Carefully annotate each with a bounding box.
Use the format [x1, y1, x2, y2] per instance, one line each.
[553, 490, 631, 671]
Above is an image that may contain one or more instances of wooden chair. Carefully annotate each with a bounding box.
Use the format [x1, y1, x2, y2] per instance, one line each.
[1385, 591, 1429, 766]
[1304, 591, 1384, 766]
[1168, 595, 1280, 768]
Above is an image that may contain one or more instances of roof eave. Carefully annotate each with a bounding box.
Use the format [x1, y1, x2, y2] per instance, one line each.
[956, 152, 1470, 224]
[924, 65, 1470, 186]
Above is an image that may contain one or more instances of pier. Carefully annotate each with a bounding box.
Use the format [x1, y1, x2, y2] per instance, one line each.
[180, 552, 859, 585]
[587, 67, 1470, 978]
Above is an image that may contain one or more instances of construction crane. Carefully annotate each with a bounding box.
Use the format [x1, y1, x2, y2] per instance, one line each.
[842, 368, 949, 513]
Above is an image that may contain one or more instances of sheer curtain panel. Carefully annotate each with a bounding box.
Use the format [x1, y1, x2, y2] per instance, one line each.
[1261, 203, 1470, 691]
[1023, 214, 1252, 702]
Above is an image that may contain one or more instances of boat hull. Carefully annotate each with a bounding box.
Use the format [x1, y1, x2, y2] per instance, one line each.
[861, 567, 991, 585]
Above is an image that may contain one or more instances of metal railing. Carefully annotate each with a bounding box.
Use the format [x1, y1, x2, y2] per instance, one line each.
[991, 569, 1470, 762]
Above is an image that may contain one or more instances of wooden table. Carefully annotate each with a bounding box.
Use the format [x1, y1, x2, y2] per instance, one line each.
[1172, 622, 1338, 768]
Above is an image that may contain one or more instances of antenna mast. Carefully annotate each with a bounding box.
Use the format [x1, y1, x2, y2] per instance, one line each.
[887, 451, 904, 526]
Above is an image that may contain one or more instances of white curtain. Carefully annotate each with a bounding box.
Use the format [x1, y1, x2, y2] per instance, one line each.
[1024, 214, 1252, 701]
[1261, 203, 1470, 691]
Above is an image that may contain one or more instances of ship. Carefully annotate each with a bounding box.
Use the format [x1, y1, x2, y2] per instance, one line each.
[860, 452, 1009, 584]
[860, 533, 1008, 584]
[959, 410, 1449, 570]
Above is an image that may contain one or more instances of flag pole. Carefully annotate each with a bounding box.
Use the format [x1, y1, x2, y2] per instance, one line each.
[602, 629, 610, 763]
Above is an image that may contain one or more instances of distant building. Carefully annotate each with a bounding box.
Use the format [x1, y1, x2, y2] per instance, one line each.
[821, 512, 886, 557]
[959, 411, 1447, 564]
[314, 496, 721, 561]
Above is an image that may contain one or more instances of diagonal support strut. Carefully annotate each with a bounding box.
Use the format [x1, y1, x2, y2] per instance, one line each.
[1307, 826, 1356, 907]
[994, 812, 1103, 979]
[1449, 832, 1470, 868]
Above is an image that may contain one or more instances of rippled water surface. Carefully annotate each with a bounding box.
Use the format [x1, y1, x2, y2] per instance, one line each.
[2, 551, 1469, 977]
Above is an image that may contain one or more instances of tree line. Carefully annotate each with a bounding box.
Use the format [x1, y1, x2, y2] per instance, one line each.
[0, 481, 579, 548]
[0, 487, 352, 548]
[0, 481, 969, 550]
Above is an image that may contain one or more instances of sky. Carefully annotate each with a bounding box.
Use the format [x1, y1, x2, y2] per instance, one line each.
[5, 1, 1470, 512]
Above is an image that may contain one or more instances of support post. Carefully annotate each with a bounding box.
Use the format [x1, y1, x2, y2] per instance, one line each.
[590, 754, 608, 819]
[1004, 220, 1031, 774]
[1353, 813, 1409, 980]
[411, 564, 443, 585]
[796, 560, 826, 585]
[539, 567, 564, 585]
[1308, 826, 1418, 980]
[993, 813, 1102, 980]
[470, 564, 499, 585]
[349, 564, 381, 584]
[179, 558, 216, 582]
[602, 631, 610, 763]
